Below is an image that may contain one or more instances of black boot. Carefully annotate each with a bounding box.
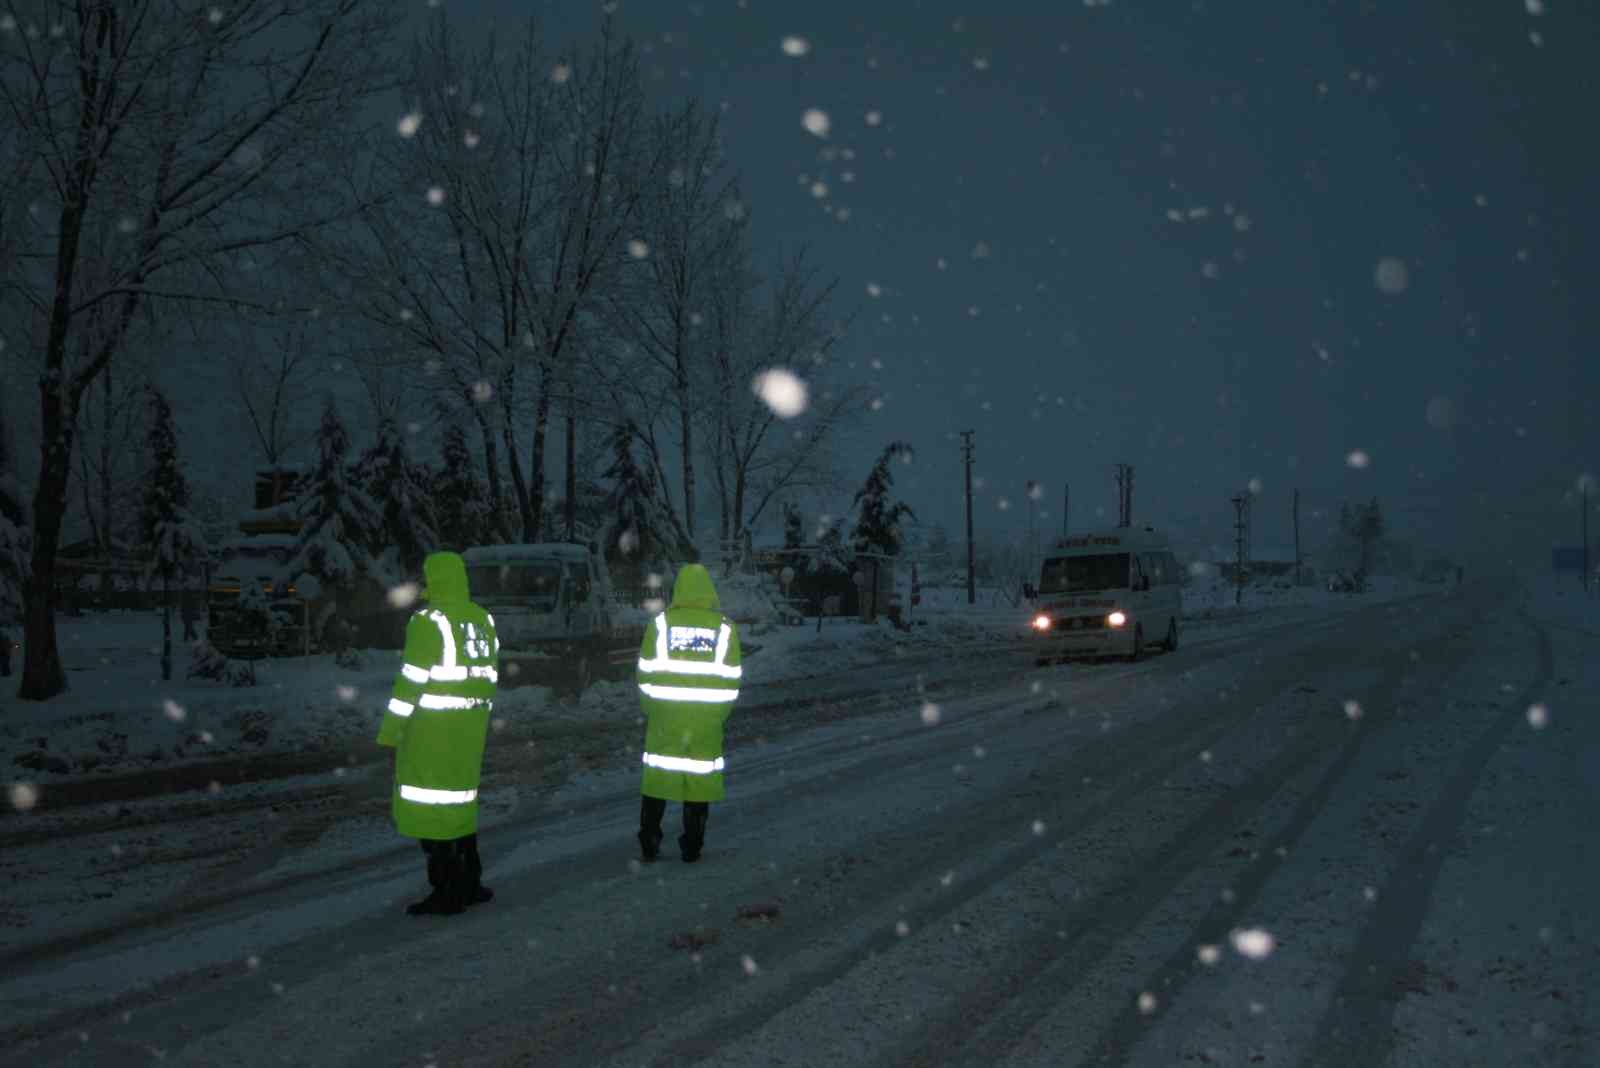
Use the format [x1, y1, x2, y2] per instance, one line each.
[407, 839, 466, 916]
[461, 833, 493, 905]
[679, 802, 709, 863]
[638, 796, 666, 862]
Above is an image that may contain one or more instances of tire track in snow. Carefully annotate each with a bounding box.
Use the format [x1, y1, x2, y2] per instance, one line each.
[1295, 610, 1554, 1068]
[0, 597, 1436, 1063]
[869, 604, 1491, 1068]
[419, 604, 1452, 1067]
[1061, 614, 1491, 1066]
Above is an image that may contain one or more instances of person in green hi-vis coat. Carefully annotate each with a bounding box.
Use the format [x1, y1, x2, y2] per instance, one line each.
[377, 552, 500, 916]
[635, 563, 742, 863]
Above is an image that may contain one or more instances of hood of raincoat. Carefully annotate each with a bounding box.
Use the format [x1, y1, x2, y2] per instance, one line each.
[421, 552, 470, 605]
[669, 563, 720, 611]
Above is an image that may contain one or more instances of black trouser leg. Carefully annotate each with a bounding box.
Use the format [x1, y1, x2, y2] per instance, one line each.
[422, 838, 449, 887]
[459, 833, 492, 904]
[409, 838, 466, 915]
[638, 796, 666, 860]
[680, 802, 709, 861]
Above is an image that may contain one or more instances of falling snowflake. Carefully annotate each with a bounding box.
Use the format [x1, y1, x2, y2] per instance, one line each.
[751, 369, 809, 418]
[1525, 0, 1544, 14]
[1373, 257, 1409, 294]
[781, 35, 810, 56]
[1247, 477, 1263, 495]
[920, 702, 942, 725]
[1230, 927, 1275, 959]
[1031, 819, 1046, 836]
[8, 783, 38, 812]
[1196, 944, 1222, 966]
[389, 583, 421, 609]
[801, 108, 831, 138]
[895, 920, 910, 936]
[426, 187, 445, 206]
[471, 380, 494, 404]
[865, 109, 883, 127]
[810, 181, 829, 199]
[1137, 992, 1159, 1014]
[972, 241, 991, 260]
[162, 699, 186, 723]
[1526, 704, 1549, 730]
[550, 63, 572, 84]
[741, 954, 760, 976]
[1345, 449, 1371, 470]
[396, 112, 423, 138]
[1343, 699, 1363, 720]
[463, 130, 481, 149]
[628, 239, 651, 259]
[336, 685, 358, 702]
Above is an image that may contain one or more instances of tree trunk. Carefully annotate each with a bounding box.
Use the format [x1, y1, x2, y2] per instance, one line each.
[161, 570, 172, 682]
[471, 407, 507, 541]
[676, 358, 695, 545]
[99, 363, 114, 556]
[564, 410, 576, 542]
[528, 365, 552, 542]
[19, 406, 76, 699]
[502, 420, 533, 541]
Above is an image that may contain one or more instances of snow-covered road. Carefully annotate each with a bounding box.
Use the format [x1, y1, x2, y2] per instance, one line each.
[1, 580, 1592, 1066]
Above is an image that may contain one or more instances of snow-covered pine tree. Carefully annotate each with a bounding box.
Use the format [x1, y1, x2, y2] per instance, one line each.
[850, 441, 917, 557]
[355, 417, 438, 583]
[140, 389, 210, 682]
[783, 503, 804, 551]
[432, 421, 493, 552]
[281, 398, 384, 648]
[807, 517, 850, 576]
[600, 421, 670, 580]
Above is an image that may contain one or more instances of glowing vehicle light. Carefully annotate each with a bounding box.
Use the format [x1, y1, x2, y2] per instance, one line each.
[1032, 614, 1052, 631]
[1107, 611, 1127, 627]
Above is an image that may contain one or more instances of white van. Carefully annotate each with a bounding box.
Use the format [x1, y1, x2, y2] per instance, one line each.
[461, 543, 616, 691]
[1025, 527, 1183, 663]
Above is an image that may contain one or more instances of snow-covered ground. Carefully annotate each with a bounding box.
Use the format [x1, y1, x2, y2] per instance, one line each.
[9, 574, 1582, 1067]
[1, 576, 1430, 788]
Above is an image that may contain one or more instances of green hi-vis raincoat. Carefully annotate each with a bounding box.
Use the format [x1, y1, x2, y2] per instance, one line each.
[636, 564, 742, 803]
[376, 552, 500, 840]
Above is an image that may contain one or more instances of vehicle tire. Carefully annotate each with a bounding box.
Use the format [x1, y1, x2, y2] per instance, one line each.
[1165, 617, 1179, 652]
[1127, 624, 1144, 662]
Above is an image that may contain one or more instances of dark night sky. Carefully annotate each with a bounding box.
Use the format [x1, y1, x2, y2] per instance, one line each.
[29, 2, 1575, 565]
[408, 0, 1596, 565]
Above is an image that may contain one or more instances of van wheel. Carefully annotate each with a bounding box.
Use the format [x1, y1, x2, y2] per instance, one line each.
[1165, 618, 1179, 652]
[1127, 624, 1144, 662]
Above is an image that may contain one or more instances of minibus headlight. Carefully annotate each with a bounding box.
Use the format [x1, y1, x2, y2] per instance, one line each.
[1107, 610, 1127, 627]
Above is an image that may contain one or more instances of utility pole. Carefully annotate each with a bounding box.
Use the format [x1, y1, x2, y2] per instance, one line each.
[1231, 492, 1251, 606]
[1584, 477, 1591, 596]
[1025, 480, 1038, 583]
[1292, 488, 1302, 587]
[962, 430, 976, 605]
[1115, 464, 1135, 528]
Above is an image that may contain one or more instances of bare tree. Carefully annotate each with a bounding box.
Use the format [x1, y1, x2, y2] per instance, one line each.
[230, 315, 325, 467]
[702, 247, 861, 544]
[606, 99, 744, 549]
[1, 0, 399, 699]
[517, 22, 658, 544]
